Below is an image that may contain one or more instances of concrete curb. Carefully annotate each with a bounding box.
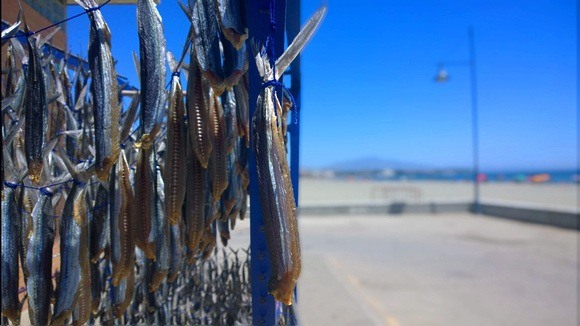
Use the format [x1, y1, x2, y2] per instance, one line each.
[477, 203, 579, 230]
[299, 201, 470, 216]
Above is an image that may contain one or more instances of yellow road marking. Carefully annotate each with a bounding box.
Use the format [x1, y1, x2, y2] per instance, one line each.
[326, 256, 401, 326]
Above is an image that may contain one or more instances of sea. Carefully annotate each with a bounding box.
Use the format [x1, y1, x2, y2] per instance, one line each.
[390, 170, 579, 183]
[333, 169, 580, 183]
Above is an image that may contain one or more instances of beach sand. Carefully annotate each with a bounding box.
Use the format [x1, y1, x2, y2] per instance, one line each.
[299, 179, 578, 210]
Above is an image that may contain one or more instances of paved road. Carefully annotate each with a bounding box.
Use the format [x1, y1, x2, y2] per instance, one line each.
[296, 213, 578, 326]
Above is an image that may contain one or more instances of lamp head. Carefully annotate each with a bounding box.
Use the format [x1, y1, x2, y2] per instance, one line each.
[435, 65, 449, 83]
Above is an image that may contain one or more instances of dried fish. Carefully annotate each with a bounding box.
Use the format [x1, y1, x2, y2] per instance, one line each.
[165, 56, 187, 225]
[252, 85, 300, 305]
[24, 33, 48, 184]
[137, 0, 166, 138]
[110, 151, 136, 286]
[217, 0, 248, 50]
[208, 93, 229, 202]
[185, 135, 207, 257]
[186, 51, 213, 168]
[149, 167, 169, 292]
[89, 184, 109, 263]
[1, 166, 24, 324]
[51, 182, 88, 325]
[77, 0, 121, 182]
[26, 188, 56, 325]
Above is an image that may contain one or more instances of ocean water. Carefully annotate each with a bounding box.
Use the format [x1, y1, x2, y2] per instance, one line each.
[364, 170, 580, 183]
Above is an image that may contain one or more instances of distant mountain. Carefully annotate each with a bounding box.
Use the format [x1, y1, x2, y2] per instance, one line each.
[326, 157, 429, 171]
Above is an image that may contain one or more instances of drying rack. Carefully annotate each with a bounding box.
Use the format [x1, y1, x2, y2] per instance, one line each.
[246, 0, 302, 324]
[2, 0, 303, 322]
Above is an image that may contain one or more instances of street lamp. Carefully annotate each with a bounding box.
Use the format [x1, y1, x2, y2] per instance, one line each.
[435, 26, 480, 214]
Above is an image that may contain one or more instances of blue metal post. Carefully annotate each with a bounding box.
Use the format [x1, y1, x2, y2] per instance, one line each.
[468, 27, 480, 214]
[246, 1, 288, 325]
[287, 0, 301, 210]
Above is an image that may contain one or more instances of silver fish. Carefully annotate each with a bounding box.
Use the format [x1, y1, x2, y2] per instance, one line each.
[137, 0, 166, 138]
[26, 188, 56, 325]
[149, 166, 169, 292]
[181, 0, 225, 94]
[222, 36, 247, 89]
[76, 0, 121, 182]
[252, 86, 300, 306]
[167, 223, 183, 283]
[112, 268, 135, 318]
[1, 170, 24, 324]
[217, 0, 248, 50]
[220, 89, 238, 153]
[51, 180, 88, 325]
[24, 33, 48, 184]
[89, 184, 109, 263]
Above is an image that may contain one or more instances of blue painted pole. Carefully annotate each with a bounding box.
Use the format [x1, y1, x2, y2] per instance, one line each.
[246, 1, 288, 325]
[287, 0, 301, 211]
[468, 27, 480, 214]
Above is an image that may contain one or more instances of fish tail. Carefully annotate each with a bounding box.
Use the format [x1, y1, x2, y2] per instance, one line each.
[268, 272, 295, 306]
[74, 0, 98, 10]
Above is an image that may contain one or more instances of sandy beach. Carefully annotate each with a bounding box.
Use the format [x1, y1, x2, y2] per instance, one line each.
[299, 179, 578, 210]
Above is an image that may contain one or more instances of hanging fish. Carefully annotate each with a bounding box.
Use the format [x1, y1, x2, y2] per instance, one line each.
[217, 0, 248, 50]
[110, 151, 136, 286]
[23, 29, 48, 184]
[184, 135, 207, 259]
[26, 184, 58, 325]
[233, 76, 249, 147]
[222, 34, 247, 89]
[112, 268, 135, 318]
[149, 166, 169, 292]
[1, 153, 26, 325]
[51, 174, 90, 325]
[186, 49, 213, 169]
[164, 54, 187, 225]
[76, 0, 121, 182]
[134, 143, 156, 259]
[252, 84, 300, 306]
[208, 93, 228, 202]
[89, 184, 109, 263]
[137, 0, 166, 138]
[180, 0, 224, 94]
[250, 5, 326, 305]
[168, 223, 183, 282]
[89, 259, 102, 316]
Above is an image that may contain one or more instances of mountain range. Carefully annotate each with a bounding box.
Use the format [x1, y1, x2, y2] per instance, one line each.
[324, 157, 430, 171]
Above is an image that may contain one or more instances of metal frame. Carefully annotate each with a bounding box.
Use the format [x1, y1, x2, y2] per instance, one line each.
[5, 0, 302, 320]
[1, 20, 137, 92]
[246, 0, 301, 324]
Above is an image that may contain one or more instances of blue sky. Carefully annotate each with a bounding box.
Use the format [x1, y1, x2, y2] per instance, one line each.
[66, 0, 577, 171]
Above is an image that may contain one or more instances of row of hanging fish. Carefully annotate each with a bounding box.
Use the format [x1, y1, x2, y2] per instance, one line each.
[1, 0, 326, 324]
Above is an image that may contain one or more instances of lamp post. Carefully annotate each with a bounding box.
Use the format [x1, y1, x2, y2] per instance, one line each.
[435, 26, 480, 214]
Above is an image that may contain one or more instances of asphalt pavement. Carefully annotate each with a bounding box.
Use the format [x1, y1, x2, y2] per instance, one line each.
[296, 213, 578, 326]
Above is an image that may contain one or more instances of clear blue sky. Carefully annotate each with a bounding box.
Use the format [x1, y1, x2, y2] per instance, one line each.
[66, 0, 578, 171]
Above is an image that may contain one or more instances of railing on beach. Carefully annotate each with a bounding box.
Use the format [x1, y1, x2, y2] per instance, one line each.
[371, 185, 423, 201]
